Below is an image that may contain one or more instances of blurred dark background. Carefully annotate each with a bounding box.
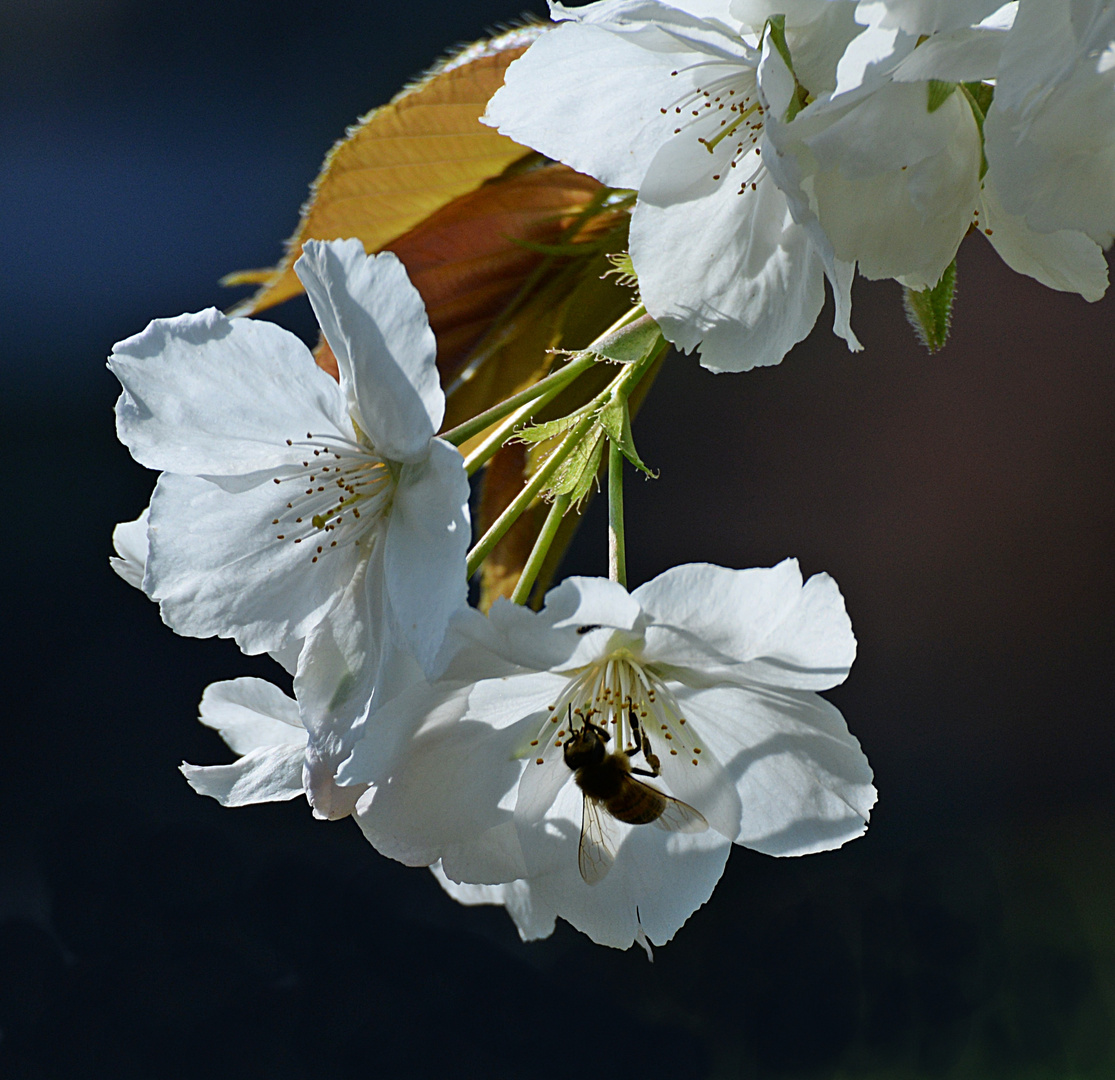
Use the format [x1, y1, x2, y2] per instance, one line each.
[2, 2, 1113, 1077]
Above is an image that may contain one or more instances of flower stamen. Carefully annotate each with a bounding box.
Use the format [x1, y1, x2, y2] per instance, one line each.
[271, 432, 393, 561]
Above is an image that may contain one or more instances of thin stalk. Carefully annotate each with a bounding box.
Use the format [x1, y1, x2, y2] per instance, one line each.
[607, 438, 626, 588]
[442, 350, 595, 449]
[509, 492, 570, 605]
[466, 411, 597, 579]
[460, 304, 650, 477]
[462, 380, 566, 477]
[466, 321, 667, 582]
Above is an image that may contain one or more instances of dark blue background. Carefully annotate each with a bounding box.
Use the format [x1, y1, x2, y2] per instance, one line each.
[3, 3, 1114, 1077]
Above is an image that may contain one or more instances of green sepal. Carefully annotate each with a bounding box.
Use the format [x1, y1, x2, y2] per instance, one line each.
[547, 427, 606, 508]
[927, 80, 957, 113]
[516, 404, 594, 444]
[599, 399, 657, 479]
[766, 15, 810, 122]
[591, 313, 663, 365]
[903, 260, 957, 354]
[962, 80, 994, 119]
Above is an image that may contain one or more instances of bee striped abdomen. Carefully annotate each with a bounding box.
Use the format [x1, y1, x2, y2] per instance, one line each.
[608, 780, 667, 825]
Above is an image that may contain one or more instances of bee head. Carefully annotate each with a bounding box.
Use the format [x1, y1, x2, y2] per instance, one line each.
[561, 712, 609, 771]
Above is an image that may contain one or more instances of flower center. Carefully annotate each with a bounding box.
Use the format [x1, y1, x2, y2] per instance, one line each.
[528, 653, 704, 770]
[270, 431, 393, 563]
[663, 66, 768, 193]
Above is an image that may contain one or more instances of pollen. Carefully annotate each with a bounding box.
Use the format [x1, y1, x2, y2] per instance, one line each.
[528, 651, 702, 773]
[270, 431, 393, 562]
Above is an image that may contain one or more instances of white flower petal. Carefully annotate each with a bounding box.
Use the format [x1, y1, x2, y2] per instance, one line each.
[197, 677, 303, 754]
[180, 743, 306, 807]
[636, 560, 856, 690]
[979, 179, 1108, 301]
[732, 0, 835, 27]
[430, 861, 557, 942]
[486, 19, 711, 190]
[889, 26, 1007, 83]
[295, 240, 442, 462]
[384, 439, 470, 676]
[110, 309, 346, 476]
[146, 472, 361, 655]
[632, 166, 827, 372]
[798, 82, 981, 286]
[855, 0, 1007, 35]
[985, 0, 1115, 245]
[292, 547, 422, 818]
[515, 768, 732, 948]
[110, 508, 149, 590]
[676, 683, 876, 855]
[347, 681, 529, 874]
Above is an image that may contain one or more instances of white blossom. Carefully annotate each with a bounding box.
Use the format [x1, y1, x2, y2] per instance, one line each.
[340, 560, 875, 949]
[484, 0, 862, 373]
[984, 0, 1115, 248]
[180, 679, 317, 809]
[110, 239, 470, 813]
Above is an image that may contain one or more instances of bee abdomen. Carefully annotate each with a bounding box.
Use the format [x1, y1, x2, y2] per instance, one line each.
[608, 783, 667, 826]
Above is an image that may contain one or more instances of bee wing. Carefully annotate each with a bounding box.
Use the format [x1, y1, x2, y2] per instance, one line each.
[651, 790, 709, 834]
[578, 796, 617, 885]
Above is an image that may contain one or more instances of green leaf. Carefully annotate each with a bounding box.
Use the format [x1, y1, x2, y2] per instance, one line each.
[903, 260, 957, 354]
[598, 400, 656, 478]
[927, 80, 958, 113]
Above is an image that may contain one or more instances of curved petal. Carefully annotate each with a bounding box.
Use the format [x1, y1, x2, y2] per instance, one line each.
[980, 179, 1108, 301]
[802, 83, 981, 286]
[295, 240, 441, 462]
[633, 164, 827, 372]
[293, 544, 426, 819]
[180, 743, 306, 807]
[485, 576, 646, 674]
[146, 472, 361, 655]
[985, 0, 1115, 245]
[348, 684, 531, 872]
[430, 862, 557, 942]
[485, 18, 738, 190]
[635, 560, 807, 657]
[854, 0, 1007, 36]
[514, 768, 732, 948]
[675, 682, 876, 855]
[384, 439, 470, 676]
[197, 677, 303, 755]
[110, 507, 149, 590]
[636, 561, 856, 690]
[110, 309, 346, 476]
[889, 26, 1008, 83]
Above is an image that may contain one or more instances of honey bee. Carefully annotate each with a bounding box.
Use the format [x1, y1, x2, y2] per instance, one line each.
[562, 707, 708, 884]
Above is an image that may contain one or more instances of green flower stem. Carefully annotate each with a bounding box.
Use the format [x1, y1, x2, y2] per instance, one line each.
[466, 410, 598, 579]
[459, 304, 650, 477]
[465, 319, 666, 584]
[462, 378, 573, 478]
[608, 437, 626, 589]
[509, 491, 571, 605]
[444, 350, 596, 450]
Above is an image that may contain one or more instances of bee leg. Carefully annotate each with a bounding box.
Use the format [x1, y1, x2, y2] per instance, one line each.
[629, 765, 658, 778]
[625, 706, 646, 756]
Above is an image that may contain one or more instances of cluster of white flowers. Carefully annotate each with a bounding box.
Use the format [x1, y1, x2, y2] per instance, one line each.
[486, 0, 1112, 371]
[109, 0, 1114, 951]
